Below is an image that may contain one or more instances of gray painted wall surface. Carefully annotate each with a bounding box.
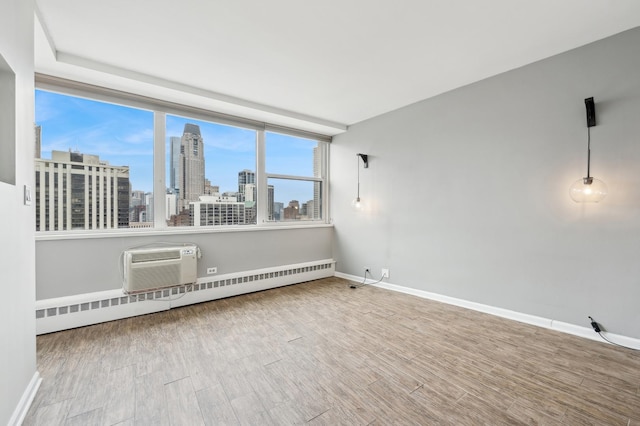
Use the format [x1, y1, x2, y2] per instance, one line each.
[36, 226, 333, 299]
[0, 0, 37, 423]
[331, 27, 640, 339]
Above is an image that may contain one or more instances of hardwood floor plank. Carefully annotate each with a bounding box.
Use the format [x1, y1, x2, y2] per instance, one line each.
[195, 384, 239, 426]
[22, 399, 71, 426]
[102, 364, 136, 426]
[229, 391, 275, 426]
[134, 371, 170, 425]
[164, 376, 205, 426]
[63, 407, 103, 426]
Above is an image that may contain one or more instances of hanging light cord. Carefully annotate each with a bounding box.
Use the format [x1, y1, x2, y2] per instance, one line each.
[586, 126, 591, 179]
[356, 154, 361, 200]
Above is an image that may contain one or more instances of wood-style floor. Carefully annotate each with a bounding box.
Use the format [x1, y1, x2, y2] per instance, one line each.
[24, 277, 640, 425]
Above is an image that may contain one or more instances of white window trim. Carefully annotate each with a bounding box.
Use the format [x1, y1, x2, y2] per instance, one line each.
[35, 74, 331, 236]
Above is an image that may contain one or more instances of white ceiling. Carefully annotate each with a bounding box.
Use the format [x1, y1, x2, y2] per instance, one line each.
[35, 0, 640, 135]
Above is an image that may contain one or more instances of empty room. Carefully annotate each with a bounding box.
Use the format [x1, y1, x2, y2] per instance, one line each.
[2, 1, 640, 424]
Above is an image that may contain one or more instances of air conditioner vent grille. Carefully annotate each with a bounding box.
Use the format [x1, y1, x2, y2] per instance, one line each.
[128, 263, 182, 293]
[131, 250, 181, 263]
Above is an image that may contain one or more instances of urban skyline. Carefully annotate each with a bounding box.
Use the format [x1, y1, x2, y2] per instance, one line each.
[35, 89, 320, 205]
[34, 90, 323, 229]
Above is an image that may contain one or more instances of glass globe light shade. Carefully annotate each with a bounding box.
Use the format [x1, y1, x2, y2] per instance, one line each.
[351, 197, 363, 210]
[569, 177, 607, 203]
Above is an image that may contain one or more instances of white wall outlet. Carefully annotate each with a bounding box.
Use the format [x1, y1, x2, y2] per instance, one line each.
[381, 268, 389, 278]
[207, 267, 217, 275]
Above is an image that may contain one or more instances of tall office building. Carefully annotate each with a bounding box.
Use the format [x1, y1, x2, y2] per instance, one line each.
[268, 184, 274, 220]
[238, 169, 255, 202]
[130, 190, 145, 222]
[178, 123, 205, 212]
[312, 146, 321, 219]
[35, 150, 130, 231]
[165, 191, 177, 220]
[169, 136, 181, 191]
[35, 125, 41, 159]
[273, 202, 283, 221]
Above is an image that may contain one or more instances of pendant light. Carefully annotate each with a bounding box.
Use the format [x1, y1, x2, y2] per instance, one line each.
[352, 153, 368, 209]
[569, 97, 607, 203]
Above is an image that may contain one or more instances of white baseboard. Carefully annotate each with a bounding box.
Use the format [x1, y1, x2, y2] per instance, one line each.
[8, 371, 42, 426]
[334, 272, 640, 349]
[36, 259, 335, 334]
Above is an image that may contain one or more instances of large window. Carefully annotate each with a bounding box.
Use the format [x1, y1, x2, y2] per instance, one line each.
[34, 77, 329, 233]
[165, 115, 257, 227]
[35, 89, 153, 231]
[266, 132, 325, 221]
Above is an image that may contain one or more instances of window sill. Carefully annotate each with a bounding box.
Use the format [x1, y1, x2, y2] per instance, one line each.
[35, 222, 334, 241]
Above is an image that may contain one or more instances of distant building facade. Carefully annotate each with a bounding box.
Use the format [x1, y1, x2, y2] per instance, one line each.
[283, 200, 300, 220]
[169, 136, 181, 192]
[35, 150, 130, 231]
[188, 195, 254, 226]
[238, 169, 255, 202]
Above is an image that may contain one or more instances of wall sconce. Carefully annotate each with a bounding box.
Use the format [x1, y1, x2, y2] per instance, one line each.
[569, 97, 607, 203]
[352, 153, 368, 210]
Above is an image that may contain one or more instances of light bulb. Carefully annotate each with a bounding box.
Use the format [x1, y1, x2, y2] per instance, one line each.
[351, 197, 363, 210]
[569, 177, 607, 203]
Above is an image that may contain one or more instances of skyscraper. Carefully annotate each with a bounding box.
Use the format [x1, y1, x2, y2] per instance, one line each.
[178, 123, 205, 212]
[238, 169, 255, 202]
[268, 184, 274, 220]
[169, 136, 181, 192]
[35, 150, 130, 231]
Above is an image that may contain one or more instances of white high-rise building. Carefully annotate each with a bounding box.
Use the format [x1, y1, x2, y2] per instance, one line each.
[35, 150, 130, 231]
[188, 195, 249, 226]
[165, 191, 177, 220]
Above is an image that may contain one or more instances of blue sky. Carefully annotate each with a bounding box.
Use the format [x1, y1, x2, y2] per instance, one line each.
[35, 90, 319, 205]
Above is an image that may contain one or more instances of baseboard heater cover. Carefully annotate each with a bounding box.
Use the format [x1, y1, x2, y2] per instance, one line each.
[36, 259, 335, 334]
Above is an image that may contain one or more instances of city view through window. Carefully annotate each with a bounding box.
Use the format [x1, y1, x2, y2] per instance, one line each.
[34, 89, 324, 231]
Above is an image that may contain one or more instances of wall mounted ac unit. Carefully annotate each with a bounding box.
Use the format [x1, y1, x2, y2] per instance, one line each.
[123, 245, 198, 294]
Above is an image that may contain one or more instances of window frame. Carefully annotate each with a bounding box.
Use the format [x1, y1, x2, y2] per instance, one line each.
[263, 130, 329, 223]
[34, 74, 331, 236]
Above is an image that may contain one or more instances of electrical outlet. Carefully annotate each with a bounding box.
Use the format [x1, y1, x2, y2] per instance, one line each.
[381, 268, 389, 278]
[207, 267, 217, 275]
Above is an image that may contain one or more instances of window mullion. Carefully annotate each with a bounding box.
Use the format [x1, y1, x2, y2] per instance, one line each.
[153, 111, 167, 229]
[256, 129, 267, 224]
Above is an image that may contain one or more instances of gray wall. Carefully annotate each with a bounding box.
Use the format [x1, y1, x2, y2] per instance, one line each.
[0, 0, 37, 423]
[331, 27, 640, 339]
[36, 226, 333, 299]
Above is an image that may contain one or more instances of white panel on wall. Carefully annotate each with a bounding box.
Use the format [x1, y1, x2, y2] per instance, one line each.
[0, 52, 16, 185]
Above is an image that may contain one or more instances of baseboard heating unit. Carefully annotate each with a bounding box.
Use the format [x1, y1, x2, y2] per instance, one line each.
[35, 259, 335, 334]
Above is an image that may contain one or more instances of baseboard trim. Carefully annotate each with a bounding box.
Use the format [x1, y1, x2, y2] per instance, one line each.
[36, 259, 335, 334]
[8, 371, 42, 426]
[334, 272, 640, 349]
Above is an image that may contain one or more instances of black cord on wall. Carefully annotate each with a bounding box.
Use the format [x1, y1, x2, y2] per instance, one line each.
[349, 269, 385, 289]
[588, 316, 639, 351]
